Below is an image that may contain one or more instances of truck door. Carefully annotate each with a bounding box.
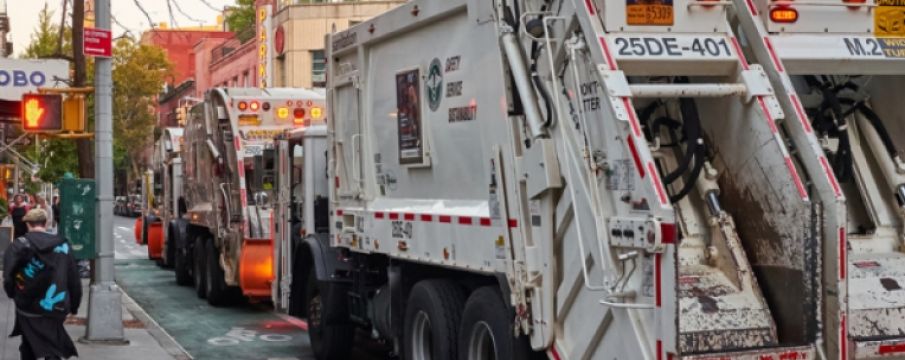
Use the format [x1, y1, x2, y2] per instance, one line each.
[332, 79, 363, 198]
[274, 139, 292, 310]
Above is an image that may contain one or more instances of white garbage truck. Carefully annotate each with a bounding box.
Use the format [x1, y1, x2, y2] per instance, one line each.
[178, 87, 326, 306]
[731, 3, 905, 359]
[286, 0, 842, 359]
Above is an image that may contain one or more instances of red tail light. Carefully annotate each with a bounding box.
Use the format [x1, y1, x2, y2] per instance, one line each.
[249, 101, 260, 111]
[843, 0, 866, 10]
[237, 101, 248, 111]
[770, 7, 798, 23]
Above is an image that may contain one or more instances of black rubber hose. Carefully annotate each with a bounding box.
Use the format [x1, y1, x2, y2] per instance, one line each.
[668, 98, 708, 202]
[663, 102, 702, 185]
[855, 103, 899, 158]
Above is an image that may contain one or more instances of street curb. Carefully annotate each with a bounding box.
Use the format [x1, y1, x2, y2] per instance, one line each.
[119, 283, 194, 360]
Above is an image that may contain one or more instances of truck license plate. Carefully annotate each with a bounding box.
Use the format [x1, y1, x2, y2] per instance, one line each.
[626, 0, 674, 26]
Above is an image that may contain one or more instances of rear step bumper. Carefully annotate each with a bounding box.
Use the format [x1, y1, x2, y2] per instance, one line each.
[683, 345, 814, 360]
[854, 339, 905, 359]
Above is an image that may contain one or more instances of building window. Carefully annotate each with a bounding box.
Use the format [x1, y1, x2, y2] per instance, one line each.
[243, 71, 249, 87]
[312, 50, 326, 88]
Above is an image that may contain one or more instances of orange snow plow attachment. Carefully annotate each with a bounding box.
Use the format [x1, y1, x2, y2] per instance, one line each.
[239, 238, 274, 298]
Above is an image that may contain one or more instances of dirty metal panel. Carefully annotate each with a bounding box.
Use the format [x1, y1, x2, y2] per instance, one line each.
[678, 264, 778, 354]
[847, 253, 905, 339]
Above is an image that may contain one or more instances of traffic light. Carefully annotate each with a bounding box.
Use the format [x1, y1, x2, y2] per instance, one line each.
[21, 93, 63, 132]
[175, 106, 187, 126]
[63, 94, 86, 132]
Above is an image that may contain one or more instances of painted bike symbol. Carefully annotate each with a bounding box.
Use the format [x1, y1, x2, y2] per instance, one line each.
[206, 327, 293, 346]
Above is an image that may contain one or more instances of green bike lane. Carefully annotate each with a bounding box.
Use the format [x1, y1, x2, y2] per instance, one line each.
[115, 259, 313, 360]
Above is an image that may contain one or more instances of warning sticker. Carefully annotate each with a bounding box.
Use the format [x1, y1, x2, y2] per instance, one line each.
[875, 0, 905, 37]
[626, 0, 674, 26]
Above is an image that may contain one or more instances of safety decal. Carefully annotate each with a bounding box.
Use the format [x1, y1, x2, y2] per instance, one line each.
[843, 37, 905, 58]
[427, 58, 443, 112]
[875, 0, 905, 37]
[396, 68, 425, 165]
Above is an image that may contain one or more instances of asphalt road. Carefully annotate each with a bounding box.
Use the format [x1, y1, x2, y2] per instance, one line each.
[111, 215, 389, 360]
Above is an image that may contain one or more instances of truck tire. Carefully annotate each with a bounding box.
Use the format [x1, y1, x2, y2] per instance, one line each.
[307, 271, 353, 360]
[193, 236, 207, 299]
[404, 279, 466, 360]
[174, 245, 192, 286]
[457, 286, 534, 360]
[205, 239, 230, 306]
[163, 225, 176, 269]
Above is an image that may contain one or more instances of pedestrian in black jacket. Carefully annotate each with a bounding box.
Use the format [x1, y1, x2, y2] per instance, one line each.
[3, 208, 81, 360]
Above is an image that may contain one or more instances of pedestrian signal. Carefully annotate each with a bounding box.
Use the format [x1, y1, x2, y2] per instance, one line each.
[21, 93, 63, 132]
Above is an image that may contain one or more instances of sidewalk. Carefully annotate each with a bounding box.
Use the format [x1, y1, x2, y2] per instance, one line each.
[0, 278, 190, 359]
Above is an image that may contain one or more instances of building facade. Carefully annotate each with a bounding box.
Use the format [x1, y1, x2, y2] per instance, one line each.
[272, 1, 404, 88]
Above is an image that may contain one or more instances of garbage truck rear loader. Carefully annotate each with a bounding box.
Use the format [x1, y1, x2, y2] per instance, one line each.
[298, 0, 833, 358]
[732, 3, 905, 359]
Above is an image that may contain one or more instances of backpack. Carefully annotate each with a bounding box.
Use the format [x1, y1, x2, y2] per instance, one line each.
[13, 237, 70, 317]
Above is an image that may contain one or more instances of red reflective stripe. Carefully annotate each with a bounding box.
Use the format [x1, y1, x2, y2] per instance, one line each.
[785, 157, 809, 200]
[840, 315, 848, 359]
[624, 98, 643, 137]
[745, 0, 759, 15]
[336, 210, 343, 216]
[655, 253, 662, 307]
[479, 217, 492, 227]
[237, 159, 245, 179]
[657, 340, 663, 360]
[375, 212, 385, 219]
[388, 213, 399, 220]
[584, 0, 596, 15]
[790, 94, 812, 133]
[458, 217, 473, 225]
[234, 136, 241, 151]
[599, 36, 616, 70]
[764, 36, 785, 73]
[549, 347, 562, 360]
[758, 97, 779, 134]
[508, 219, 518, 228]
[879, 342, 905, 355]
[730, 37, 749, 70]
[820, 156, 843, 197]
[438, 215, 452, 223]
[839, 227, 847, 280]
[420, 214, 433, 222]
[627, 137, 646, 179]
[648, 162, 669, 205]
[404, 213, 415, 221]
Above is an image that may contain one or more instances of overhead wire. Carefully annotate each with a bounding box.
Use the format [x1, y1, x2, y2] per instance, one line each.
[196, 0, 221, 12]
[171, 0, 205, 25]
[165, 0, 179, 29]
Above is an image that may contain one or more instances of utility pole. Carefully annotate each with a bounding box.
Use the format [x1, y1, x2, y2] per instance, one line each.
[73, 0, 94, 179]
[84, 0, 126, 343]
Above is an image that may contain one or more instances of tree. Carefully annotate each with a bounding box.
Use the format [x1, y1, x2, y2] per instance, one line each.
[226, 0, 255, 42]
[22, 5, 71, 59]
[111, 38, 171, 184]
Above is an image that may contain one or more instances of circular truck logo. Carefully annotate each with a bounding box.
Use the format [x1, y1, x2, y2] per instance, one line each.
[426, 58, 443, 112]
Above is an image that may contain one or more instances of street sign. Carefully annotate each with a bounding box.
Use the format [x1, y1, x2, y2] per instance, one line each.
[0, 59, 69, 101]
[84, 27, 112, 58]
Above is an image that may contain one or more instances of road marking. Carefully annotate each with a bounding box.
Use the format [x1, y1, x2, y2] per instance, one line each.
[274, 312, 309, 332]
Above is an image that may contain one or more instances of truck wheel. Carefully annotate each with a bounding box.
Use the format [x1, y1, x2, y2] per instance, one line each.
[193, 236, 207, 299]
[457, 286, 534, 360]
[205, 239, 230, 306]
[404, 279, 466, 360]
[174, 245, 192, 286]
[308, 271, 353, 360]
[164, 226, 176, 268]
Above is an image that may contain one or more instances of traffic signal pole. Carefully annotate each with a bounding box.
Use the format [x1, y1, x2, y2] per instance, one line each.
[83, 0, 126, 343]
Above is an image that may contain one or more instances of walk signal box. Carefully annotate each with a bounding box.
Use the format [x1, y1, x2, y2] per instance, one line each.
[21, 93, 63, 132]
